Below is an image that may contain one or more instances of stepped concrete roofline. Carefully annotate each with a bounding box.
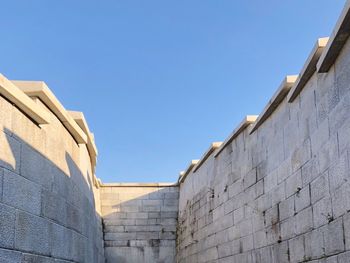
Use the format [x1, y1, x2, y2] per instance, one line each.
[250, 75, 298, 134]
[318, 0, 350, 72]
[215, 115, 258, 158]
[100, 182, 178, 187]
[0, 74, 50, 124]
[192, 142, 222, 173]
[12, 80, 88, 144]
[178, 160, 199, 184]
[288, 37, 329, 102]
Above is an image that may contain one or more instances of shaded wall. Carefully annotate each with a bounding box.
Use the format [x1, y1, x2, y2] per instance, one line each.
[177, 31, 350, 263]
[0, 96, 104, 262]
[100, 184, 178, 263]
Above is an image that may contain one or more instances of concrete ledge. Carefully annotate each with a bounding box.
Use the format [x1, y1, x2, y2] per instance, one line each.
[12, 81, 88, 144]
[214, 115, 258, 158]
[178, 160, 199, 184]
[0, 74, 50, 125]
[100, 182, 178, 187]
[192, 142, 222, 173]
[68, 111, 98, 155]
[288, 38, 329, 102]
[68, 111, 98, 175]
[250, 75, 298, 134]
[317, 0, 350, 72]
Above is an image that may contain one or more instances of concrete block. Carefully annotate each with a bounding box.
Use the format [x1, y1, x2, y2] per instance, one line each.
[137, 231, 159, 240]
[280, 217, 295, 240]
[161, 205, 178, 212]
[295, 186, 310, 212]
[15, 210, 51, 256]
[289, 235, 305, 263]
[241, 234, 254, 252]
[311, 171, 330, 204]
[142, 199, 162, 206]
[163, 198, 178, 206]
[311, 119, 330, 155]
[301, 158, 319, 186]
[3, 170, 41, 215]
[22, 253, 55, 263]
[159, 231, 176, 240]
[126, 212, 148, 219]
[233, 206, 244, 223]
[0, 169, 3, 201]
[217, 241, 233, 258]
[0, 132, 20, 173]
[253, 230, 267, 248]
[285, 170, 302, 198]
[264, 170, 278, 193]
[291, 139, 311, 173]
[295, 207, 313, 235]
[41, 188, 67, 226]
[328, 152, 349, 192]
[338, 116, 350, 154]
[313, 197, 333, 228]
[338, 251, 350, 263]
[305, 229, 325, 260]
[51, 222, 71, 260]
[317, 135, 339, 174]
[71, 232, 86, 262]
[264, 205, 279, 227]
[120, 205, 139, 212]
[244, 168, 257, 189]
[20, 143, 53, 189]
[343, 212, 350, 250]
[161, 211, 177, 219]
[324, 218, 345, 255]
[164, 192, 179, 199]
[271, 182, 285, 206]
[271, 241, 289, 263]
[0, 203, 15, 248]
[66, 203, 83, 234]
[0, 248, 22, 263]
[332, 181, 350, 218]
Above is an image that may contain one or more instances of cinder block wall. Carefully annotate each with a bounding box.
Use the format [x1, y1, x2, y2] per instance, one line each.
[100, 184, 178, 263]
[0, 92, 104, 262]
[176, 25, 350, 263]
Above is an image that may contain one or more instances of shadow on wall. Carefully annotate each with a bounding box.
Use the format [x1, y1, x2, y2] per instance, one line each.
[0, 127, 104, 262]
[101, 186, 179, 263]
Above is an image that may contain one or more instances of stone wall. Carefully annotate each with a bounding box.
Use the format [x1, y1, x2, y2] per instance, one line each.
[176, 5, 350, 262]
[100, 184, 178, 263]
[0, 79, 104, 262]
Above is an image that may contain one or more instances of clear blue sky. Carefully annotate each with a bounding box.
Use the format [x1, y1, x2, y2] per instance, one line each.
[0, 1, 345, 182]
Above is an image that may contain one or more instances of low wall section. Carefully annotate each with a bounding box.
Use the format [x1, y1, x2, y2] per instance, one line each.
[100, 183, 179, 263]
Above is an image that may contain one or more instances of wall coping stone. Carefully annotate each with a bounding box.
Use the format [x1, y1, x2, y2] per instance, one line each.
[288, 38, 329, 102]
[214, 115, 258, 158]
[192, 142, 222, 173]
[250, 75, 298, 134]
[0, 74, 50, 125]
[68, 111, 98, 175]
[12, 80, 88, 144]
[178, 160, 199, 184]
[318, 0, 350, 72]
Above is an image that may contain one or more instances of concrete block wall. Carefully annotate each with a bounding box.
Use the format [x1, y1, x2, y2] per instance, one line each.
[100, 184, 178, 263]
[177, 3, 350, 262]
[0, 82, 104, 262]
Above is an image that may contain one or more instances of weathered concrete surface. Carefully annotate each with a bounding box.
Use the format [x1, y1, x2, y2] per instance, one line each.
[177, 25, 350, 263]
[100, 184, 178, 263]
[0, 89, 104, 262]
